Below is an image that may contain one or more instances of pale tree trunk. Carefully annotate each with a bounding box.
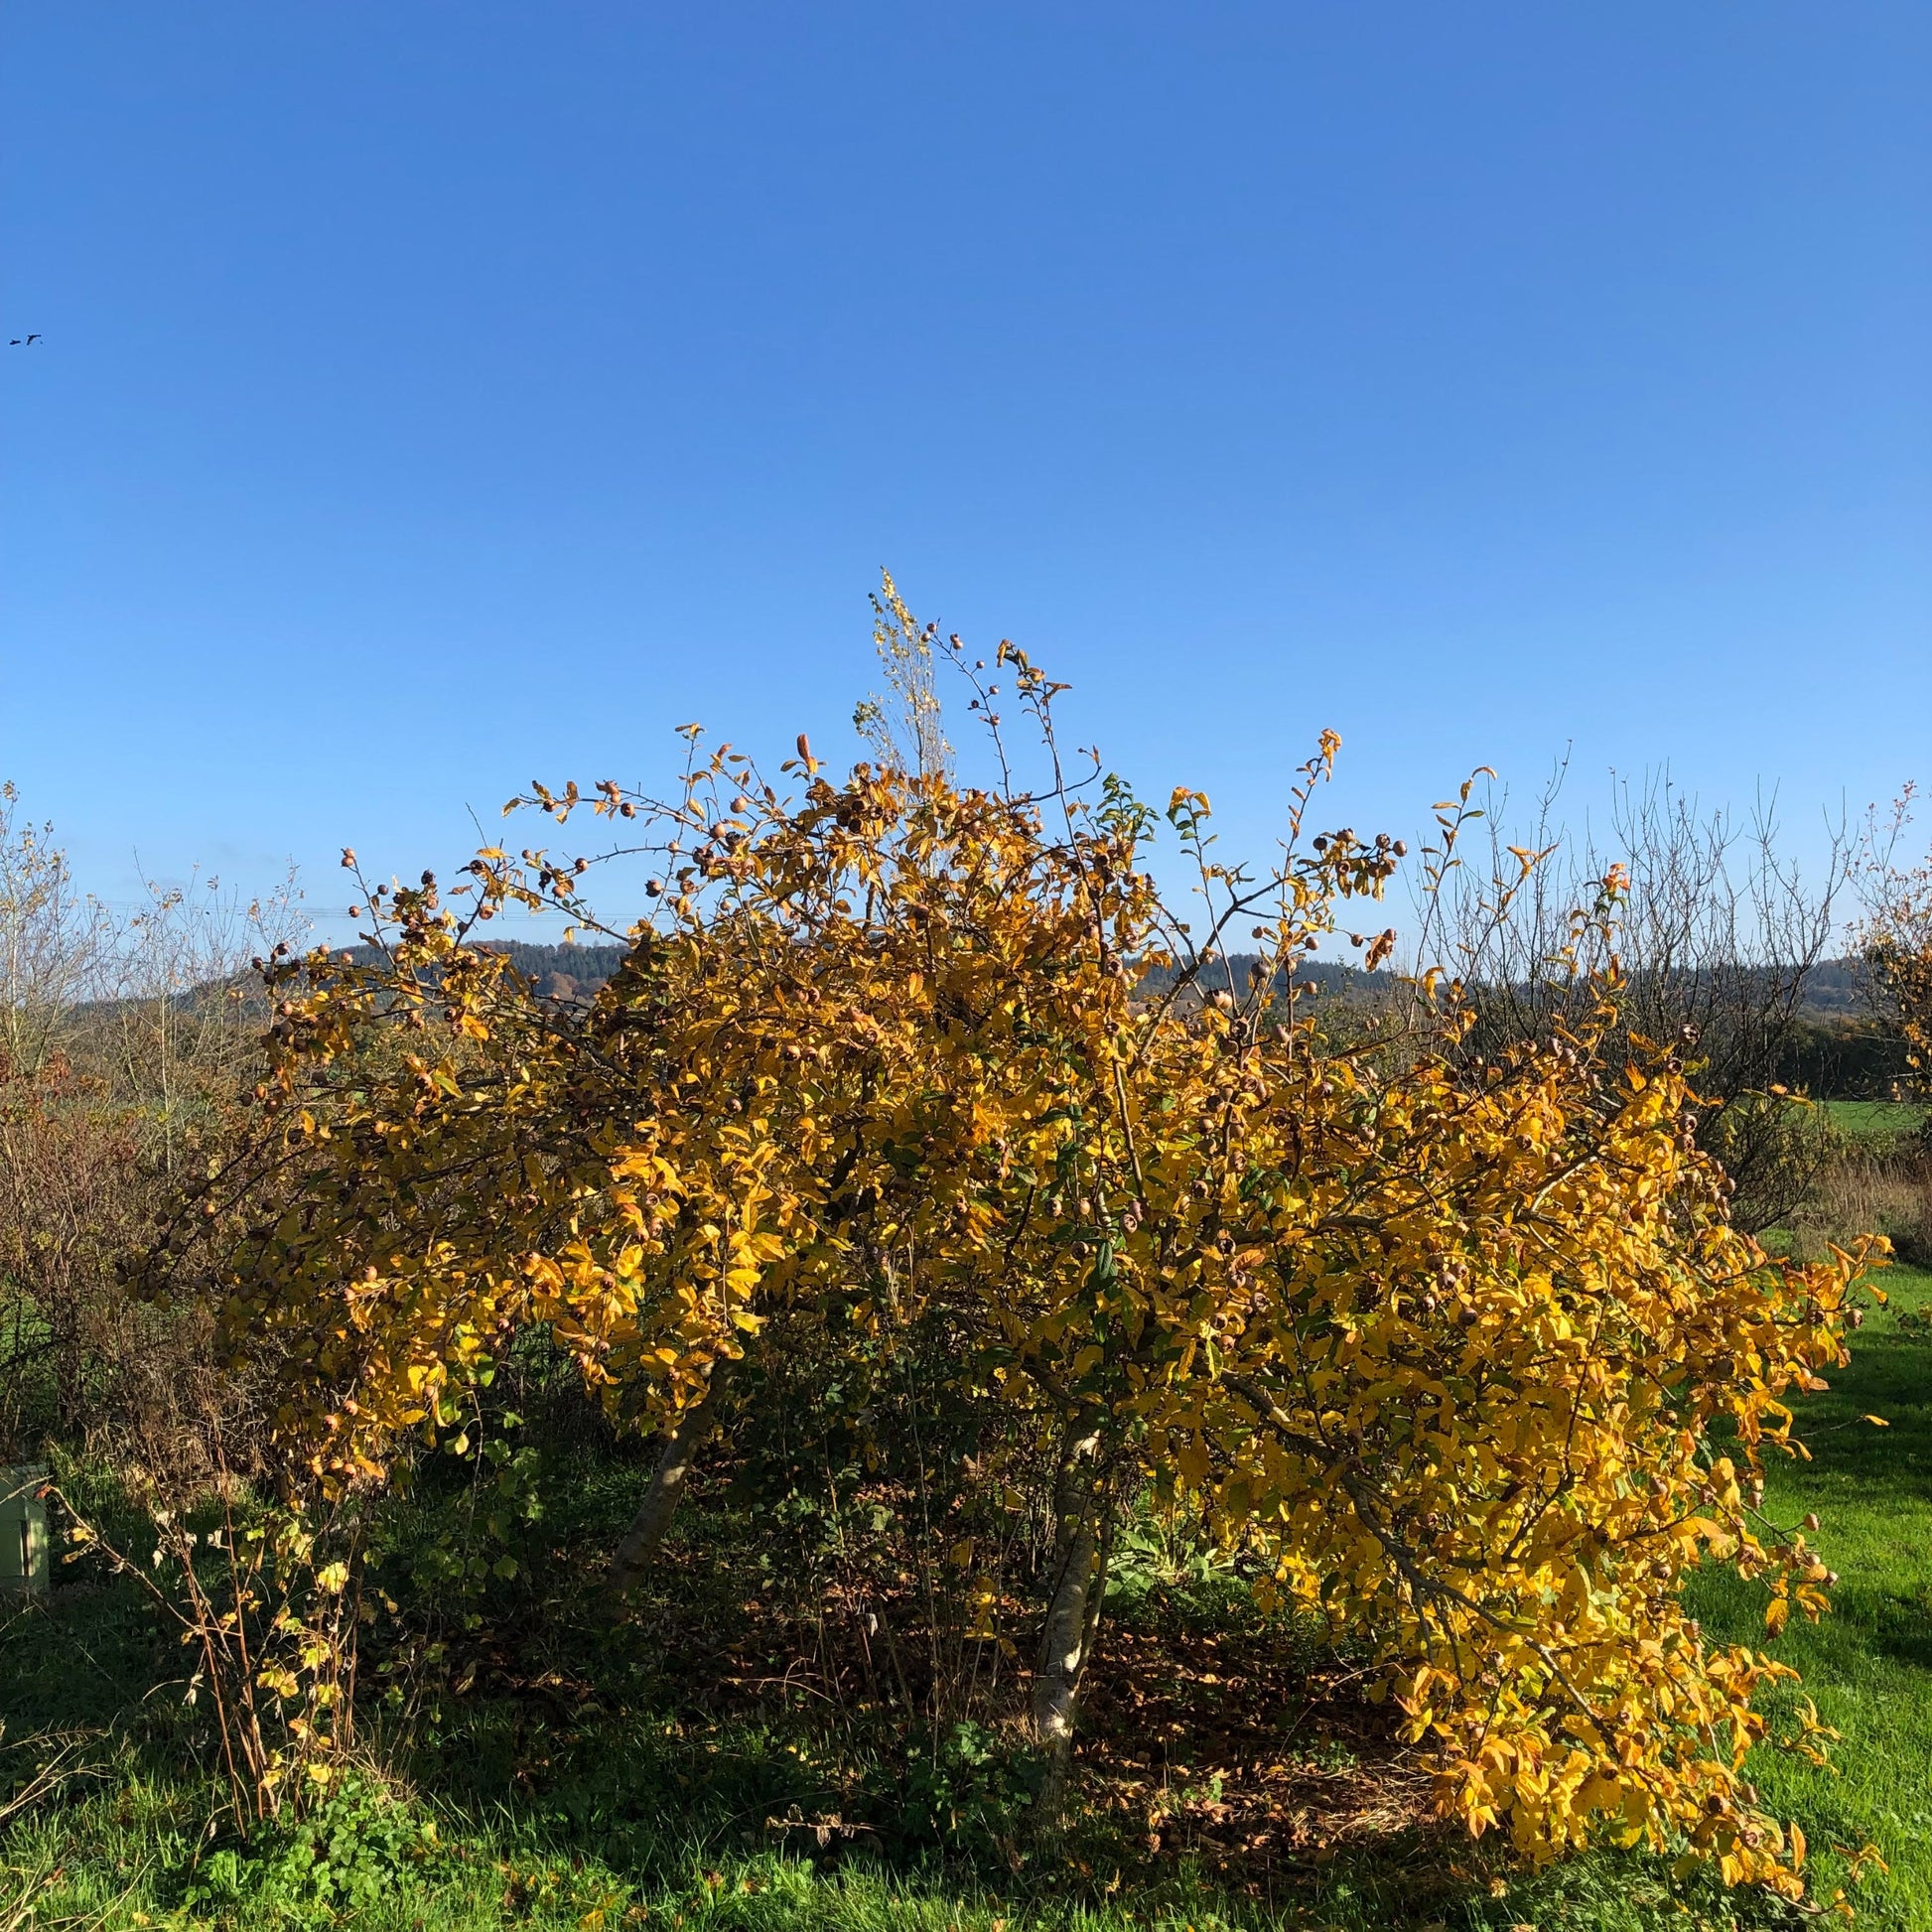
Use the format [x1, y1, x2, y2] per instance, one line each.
[606, 1373, 728, 1604]
[1031, 1413, 1114, 1825]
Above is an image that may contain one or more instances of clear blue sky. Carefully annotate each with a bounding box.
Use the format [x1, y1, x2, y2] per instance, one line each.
[3, 3, 1926, 940]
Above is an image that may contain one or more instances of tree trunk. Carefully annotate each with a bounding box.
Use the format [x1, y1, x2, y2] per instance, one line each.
[1032, 1414, 1113, 1825]
[606, 1374, 727, 1603]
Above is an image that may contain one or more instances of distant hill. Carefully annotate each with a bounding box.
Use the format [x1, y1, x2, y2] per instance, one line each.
[330, 944, 1874, 1014]
[341, 940, 627, 1003]
[335, 942, 1376, 1005]
[1133, 953, 1370, 1001]
[1794, 957, 1870, 1018]
[318, 943, 1902, 1094]
[465, 940, 627, 1002]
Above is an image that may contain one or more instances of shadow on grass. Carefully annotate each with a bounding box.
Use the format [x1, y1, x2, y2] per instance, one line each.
[2, 1546, 1822, 1929]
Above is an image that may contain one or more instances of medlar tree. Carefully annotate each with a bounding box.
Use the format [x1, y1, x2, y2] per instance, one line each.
[170, 597, 1871, 1898]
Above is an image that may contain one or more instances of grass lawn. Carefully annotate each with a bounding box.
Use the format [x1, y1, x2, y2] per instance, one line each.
[1825, 1101, 1927, 1146]
[4, 1269, 1928, 1931]
[1689, 1258, 1932, 1929]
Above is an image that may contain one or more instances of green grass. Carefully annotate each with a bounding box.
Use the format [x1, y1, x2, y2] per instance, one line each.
[1825, 1100, 1927, 1146]
[1686, 1258, 1932, 1929]
[0, 1758, 1820, 1932]
[7, 1273, 1931, 1930]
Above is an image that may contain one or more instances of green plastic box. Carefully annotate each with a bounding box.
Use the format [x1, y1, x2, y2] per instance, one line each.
[0, 1464, 50, 1600]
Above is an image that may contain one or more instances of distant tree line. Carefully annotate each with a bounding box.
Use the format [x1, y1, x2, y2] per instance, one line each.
[453, 942, 1905, 1098]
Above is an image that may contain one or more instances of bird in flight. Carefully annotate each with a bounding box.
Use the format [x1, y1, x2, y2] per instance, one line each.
[7, 336, 41, 345]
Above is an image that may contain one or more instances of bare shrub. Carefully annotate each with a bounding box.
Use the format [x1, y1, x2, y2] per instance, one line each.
[1430, 766, 1850, 1231]
[0, 791, 305, 1457]
[0, 784, 113, 1078]
[0, 1054, 150, 1448]
[92, 867, 305, 1179]
[1861, 784, 1932, 1101]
